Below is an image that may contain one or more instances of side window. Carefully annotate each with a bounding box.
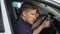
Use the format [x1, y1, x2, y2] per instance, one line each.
[0, 5, 5, 33]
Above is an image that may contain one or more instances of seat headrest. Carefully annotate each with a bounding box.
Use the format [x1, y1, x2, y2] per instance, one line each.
[11, 2, 23, 9]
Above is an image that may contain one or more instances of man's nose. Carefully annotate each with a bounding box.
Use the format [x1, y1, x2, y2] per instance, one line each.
[33, 15, 36, 20]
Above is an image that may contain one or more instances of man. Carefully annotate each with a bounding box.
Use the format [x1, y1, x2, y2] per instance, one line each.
[13, 2, 49, 34]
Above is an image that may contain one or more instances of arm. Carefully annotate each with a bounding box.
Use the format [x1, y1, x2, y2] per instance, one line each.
[33, 20, 50, 34]
[32, 16, 46, 29]
[33, 25, 44, 34]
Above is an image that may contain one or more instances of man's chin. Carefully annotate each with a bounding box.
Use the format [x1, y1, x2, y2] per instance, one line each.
[28, 21, 34, 25]
[30, 22, 33, 25]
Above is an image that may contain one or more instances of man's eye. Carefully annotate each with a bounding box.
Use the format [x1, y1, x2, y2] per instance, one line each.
[32, 14, 35, 15]
[32, 14, 36, 16]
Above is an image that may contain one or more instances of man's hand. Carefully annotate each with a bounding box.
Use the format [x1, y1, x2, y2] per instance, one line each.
[33, 18, 50, 34]
[41, 20, 50, 28]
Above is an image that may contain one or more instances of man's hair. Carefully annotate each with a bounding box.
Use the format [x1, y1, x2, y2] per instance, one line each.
[19, 2, 39, 16]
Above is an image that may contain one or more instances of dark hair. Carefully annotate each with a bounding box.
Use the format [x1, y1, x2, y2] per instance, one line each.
[19, 2, 39, 16]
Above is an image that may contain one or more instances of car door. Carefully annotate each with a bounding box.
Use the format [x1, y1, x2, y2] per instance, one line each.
[0, 0, 13, 34]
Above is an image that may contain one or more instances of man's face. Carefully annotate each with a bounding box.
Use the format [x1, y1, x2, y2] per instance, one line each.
[23, 9, 37, 24]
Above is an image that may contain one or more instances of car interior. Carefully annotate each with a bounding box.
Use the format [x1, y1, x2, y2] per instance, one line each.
[4, 0, 60, 34]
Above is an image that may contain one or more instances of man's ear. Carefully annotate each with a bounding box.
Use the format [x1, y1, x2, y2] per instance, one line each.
[22, 11, 27, 16]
